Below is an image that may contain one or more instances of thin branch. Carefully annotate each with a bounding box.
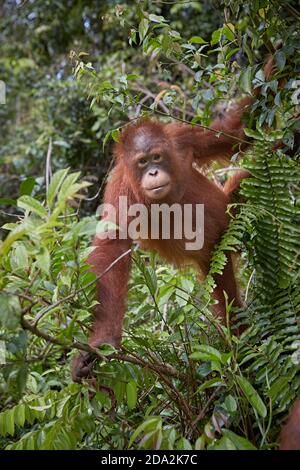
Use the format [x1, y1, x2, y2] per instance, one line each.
[45, 138, 53, 197]
[191, 386, 222, 429]
[133, 83, 194, 118]
[20, 315, 182, 380]
[141, 104, 250, 145]
[133, 84, 169, 114]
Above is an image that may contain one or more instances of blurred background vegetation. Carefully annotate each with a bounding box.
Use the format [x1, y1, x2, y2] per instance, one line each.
[0, 0, 299, 451]
[0, 0, 223, 227]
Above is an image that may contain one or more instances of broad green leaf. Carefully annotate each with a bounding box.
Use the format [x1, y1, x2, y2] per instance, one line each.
[208, 436, 236, 450]
[126, 381, 137, 410]
[222, 430, 256, 450]
[240, 66, 253, 94]
[139, 18, 149, 43]
[197, 378, 224, 393]
[268, 377, 289, 401]
[56, 396, 71, 418]
[190, 345, 223, 363]
[0, 198, 17, 206]
[195, 435, 206, 450]
[222, 23, 235, 41]
[14, 243, 29, 269]
[36, 247, 50, 274]
[0, 225, 27, 258]
[236, 375, 267, 418]
[190, 36, 207, 44]
[14, 405, 26, 427]
[275, 50, 286, 71]
[126, 74, 140, 81]
[129, 417, 161, 448]
[211, 28, 222, 45]
[244, 128, 264, 140]
[224, 395, 237, 413]
[176, 437, 193, 450]
[3, 409, 15, 436]
[98, 343, 116, 356]
[149, 14, 166, 24]
[18, 195, 48, 218]
[20, 177, 36, 196]
[111, 129, 120, 142]
[47, 168, 69, 208]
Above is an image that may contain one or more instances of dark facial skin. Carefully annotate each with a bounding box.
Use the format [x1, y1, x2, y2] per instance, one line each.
[129, 129, 173, 200]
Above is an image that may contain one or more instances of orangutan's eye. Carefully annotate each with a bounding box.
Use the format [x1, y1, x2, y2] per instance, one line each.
[138, 158, 148, 168]
[153, 154, 162, 162]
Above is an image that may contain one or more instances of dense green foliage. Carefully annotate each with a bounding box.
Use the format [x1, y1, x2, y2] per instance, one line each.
[0, 0, 299, 450]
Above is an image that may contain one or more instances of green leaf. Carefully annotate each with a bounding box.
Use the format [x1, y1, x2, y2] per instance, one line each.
[195, 435, 206, 450]
[18, 195, 48, 218]
[190, 36, 207, 44]
[129, 417, 161, 448]
[139, 18, 149, 43]
[224, 395, 237, 413]
[190, 345, 223, 363]
[208, 436, 236, 450]
[111, 129, 120, 142]
[222, 430, 256, 450]
[47, 168, 69, 208]
[225, 47, 239, 61]
[36, 247, 50, 274]
[275, 51, 286, 72]
[211, 28, 222, 45]
[268, 377, 289, 401]
[222, 23, 235, 41]
[176, 437, 192, 450]
[126, 381, 137, 410]
[126, 74, 140, 81]
[3, 409, 15, 436]
[244, 128, 264, 140]
[0, 198, 17, 206]
[53, 140, 71, 149]
[14, 244, 29, 269]
[98, 343, 116, 356]
[14, 405, 26, 427]
[20, 177, 36, 196]
[197, 378, 224, 393]
[56, 396, 71, 418]
[236, 375, 267, 418]
[240, 66, 253, 95]
[102, 131, 111, 150]
[99, 80, 114, 92]
[16, 366, 28, 395]
[148, 14, 166, 24]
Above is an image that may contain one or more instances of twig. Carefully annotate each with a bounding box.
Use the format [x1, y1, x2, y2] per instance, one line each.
[245, 268, 256, 303]
[133, 84, 170, 114]
[161, 303, 168, 331]
[133, 83, 194, 118]
[20, 315, 182, 380]
[141, 104, 250, 145]
[45, 138, 53, 197]
[191, 386, 222, 429]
